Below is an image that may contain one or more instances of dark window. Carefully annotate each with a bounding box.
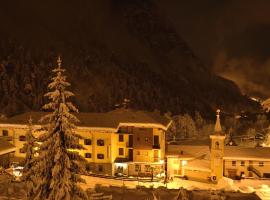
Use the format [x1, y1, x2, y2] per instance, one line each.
[19, 148, 25, 153]
[98, 165, 103, 172]
[85, 153, 91, 158]
[135, 164, 141, 172]
[19, 135, 26, 141]
[97, 154, 104, 159]
[119, 134, 124, 142]
[232, 161, 236, 166]
[84, 139, 91, 145]
[241, 161, 245, 166]
[85, 164, 91, 171]
[97, 139, 104, 146]
[154, 135, 159, 145]
[119, 148, 124, 156]
[259, 161, 264, 167]
[137, 137, 140, 141]
[2, 130, 8, 136]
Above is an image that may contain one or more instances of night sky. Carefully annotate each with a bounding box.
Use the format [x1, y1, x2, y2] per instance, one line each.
[158, 0, 270, 98]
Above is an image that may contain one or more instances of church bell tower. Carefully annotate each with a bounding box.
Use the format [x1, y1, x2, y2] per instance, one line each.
[210, 109, 225, 182]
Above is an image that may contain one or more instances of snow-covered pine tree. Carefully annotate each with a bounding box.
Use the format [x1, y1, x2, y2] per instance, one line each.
[22, 116, 37, 199]
[33, 57, 87, 200]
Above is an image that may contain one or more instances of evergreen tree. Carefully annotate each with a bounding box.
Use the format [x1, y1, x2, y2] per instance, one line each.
[33, 57, 87, 200]
[22, 116, 37, 199]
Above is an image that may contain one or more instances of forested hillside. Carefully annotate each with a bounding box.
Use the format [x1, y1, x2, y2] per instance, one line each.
[0, 0, 259, 116]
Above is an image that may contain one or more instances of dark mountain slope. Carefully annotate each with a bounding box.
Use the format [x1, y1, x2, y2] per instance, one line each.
[0, 0, 259, 117]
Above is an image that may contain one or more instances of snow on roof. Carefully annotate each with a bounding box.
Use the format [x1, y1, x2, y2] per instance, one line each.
[166, 145, 210, 159]
[184, 159, 211, 172]
[0, 109, 171, 130]
[224, 146, 270, 161]
[0, 140, 16, 155]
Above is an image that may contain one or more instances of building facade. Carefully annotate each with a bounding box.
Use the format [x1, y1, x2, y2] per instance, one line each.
[0, 109, 171, 177]
[166, 110, 270, 182]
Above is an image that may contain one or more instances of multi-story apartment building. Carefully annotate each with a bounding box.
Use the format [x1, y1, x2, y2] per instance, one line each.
[0, 109, 171, 177]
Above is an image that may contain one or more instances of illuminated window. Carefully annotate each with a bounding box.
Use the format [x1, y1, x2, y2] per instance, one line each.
[2, 130, 8, 136]
[84, 139, 91, 145]
[135, 164, 141, 172]
[119, 134, 124, 142]
[241, 161, 245, 166]
[119, 148, 124, 156]
[259, 161, 264, 167]
[85, 153, 91, 158]
[145, 137, 149, 142]
[232, 161, 236, 166]
[97, 139, 104, 146]
[19, 135, 26, 141]
[97, 154, 104, 159]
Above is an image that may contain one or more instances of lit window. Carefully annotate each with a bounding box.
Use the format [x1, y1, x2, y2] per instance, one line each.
[259, 161, 264, 167]
[232, 161, 236, 166]
[119, 134, 124, 142]
[241, 161, 245, 166]
[119, 148, 124, 156]
[84, 139, 91, 145]
[97, 154, 104, 159]
[215, 141, 219, 149]
[19, 135, 26, 141]
[97, 139, 104, 146]
[145, 137, 149, 142]
[85, 153, 91, 158]
[2, 130, 8, 136]
[135, 164, 141, 172]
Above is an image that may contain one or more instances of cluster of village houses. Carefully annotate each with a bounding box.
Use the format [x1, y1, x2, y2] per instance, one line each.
[0, 108, 270, 182]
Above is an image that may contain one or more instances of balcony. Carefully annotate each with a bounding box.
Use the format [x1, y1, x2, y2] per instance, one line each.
[152, 144, 160, 149]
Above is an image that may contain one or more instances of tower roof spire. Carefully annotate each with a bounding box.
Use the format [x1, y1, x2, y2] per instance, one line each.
[214, 109, 222, 133]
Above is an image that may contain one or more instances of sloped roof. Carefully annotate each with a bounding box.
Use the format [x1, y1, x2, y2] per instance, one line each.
[224, 146, 270, 160]
[0, 109, 171, 130]
[0, 140, 16, 155]
[184, 159, 211, 172]
[166, 145, 210, 159]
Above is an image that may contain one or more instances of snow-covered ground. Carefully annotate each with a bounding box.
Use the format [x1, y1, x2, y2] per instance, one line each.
[0, 174, 268, 199]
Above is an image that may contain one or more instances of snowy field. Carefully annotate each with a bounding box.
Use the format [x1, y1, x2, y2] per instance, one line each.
[0, 174, 269, 199]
